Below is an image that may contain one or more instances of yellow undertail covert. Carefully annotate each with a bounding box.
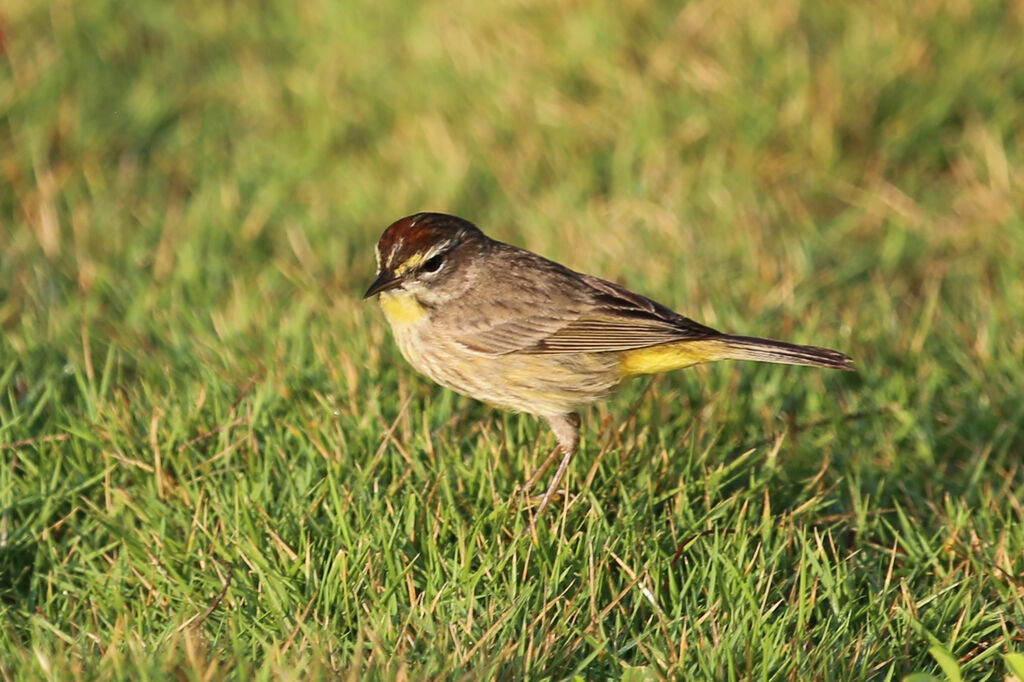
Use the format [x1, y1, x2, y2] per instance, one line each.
[618, 339, 728, 376]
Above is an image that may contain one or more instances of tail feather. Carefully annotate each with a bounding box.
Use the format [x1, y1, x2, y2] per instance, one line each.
[618, 335, 854, 375]
[712, 334, 854, 371]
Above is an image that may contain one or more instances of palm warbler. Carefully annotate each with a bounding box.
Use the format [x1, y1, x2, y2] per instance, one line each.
[365, 213, 853, 510]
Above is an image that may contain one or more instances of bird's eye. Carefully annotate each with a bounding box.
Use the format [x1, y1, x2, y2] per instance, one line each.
[421, 254, 445, 273]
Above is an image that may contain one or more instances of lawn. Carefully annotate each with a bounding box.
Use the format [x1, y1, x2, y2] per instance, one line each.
[2, 0, 1023, 679]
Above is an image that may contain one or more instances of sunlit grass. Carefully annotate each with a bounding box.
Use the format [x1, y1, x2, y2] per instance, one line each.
[2, 0, 1023, 678]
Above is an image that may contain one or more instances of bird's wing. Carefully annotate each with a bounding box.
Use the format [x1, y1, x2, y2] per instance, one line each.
[524, 273, 720, 354]
[451, 260, 720, 356]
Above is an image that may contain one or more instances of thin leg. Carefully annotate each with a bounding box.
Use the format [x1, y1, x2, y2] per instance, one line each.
[533, 413, 580, 513]
[535, 446, 574, 514]
[523, 447, 562, 494]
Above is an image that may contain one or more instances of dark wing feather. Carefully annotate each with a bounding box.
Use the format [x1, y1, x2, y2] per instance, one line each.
[449, 246, 720, 356]
[525, 273, 720, 354]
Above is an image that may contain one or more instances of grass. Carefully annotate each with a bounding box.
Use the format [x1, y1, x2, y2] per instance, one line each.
[2, 0, 1023, 678]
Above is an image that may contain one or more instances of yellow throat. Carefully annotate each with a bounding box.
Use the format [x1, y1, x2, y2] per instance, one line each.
[379, 291, 428, 326]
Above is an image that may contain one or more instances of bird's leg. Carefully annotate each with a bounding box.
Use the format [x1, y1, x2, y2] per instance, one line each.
[533, 413, 580, 513]
[523, 448, 563, 494]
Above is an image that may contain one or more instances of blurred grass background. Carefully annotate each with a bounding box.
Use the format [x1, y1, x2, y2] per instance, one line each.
[2, 0, 1023, 678]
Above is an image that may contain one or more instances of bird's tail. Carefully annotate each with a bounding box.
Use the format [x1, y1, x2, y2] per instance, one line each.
[706, 334, 854, 370]
[619, 335, 853, 375]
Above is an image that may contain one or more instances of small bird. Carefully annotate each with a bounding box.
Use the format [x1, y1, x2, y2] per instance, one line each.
[365, 213, 853, 511]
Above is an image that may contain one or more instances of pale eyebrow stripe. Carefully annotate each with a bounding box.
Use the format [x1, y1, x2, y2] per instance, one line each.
[387, 236, 403, 268]
[392, 238, 456, 275]
[422, 239, 453, 262]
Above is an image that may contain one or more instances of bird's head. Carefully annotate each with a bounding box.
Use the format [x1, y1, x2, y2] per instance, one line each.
[364, 213, 487, 303]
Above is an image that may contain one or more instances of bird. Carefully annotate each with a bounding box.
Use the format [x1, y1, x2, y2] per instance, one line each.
[364, 212, 853, 511]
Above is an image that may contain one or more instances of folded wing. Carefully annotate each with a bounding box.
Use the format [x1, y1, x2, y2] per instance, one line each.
[453, 261, 720, 356]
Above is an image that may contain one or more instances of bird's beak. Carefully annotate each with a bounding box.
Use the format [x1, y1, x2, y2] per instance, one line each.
[363, 270, 403, 298]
